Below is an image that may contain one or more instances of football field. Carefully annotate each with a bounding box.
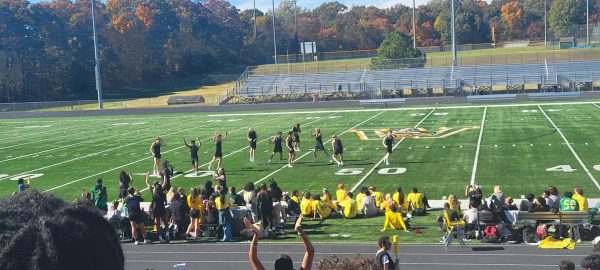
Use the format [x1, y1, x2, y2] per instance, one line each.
[1, 101, 600, 242]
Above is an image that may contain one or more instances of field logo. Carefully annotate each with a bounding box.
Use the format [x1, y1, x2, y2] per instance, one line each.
[353, 126, 480, 141]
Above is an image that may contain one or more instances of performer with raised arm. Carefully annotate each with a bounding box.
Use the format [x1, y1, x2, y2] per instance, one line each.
[183, 136, 201, 176]
[208, 131, 228, 171]
[150, 137, 165, 175]
[382, 130, 394, 166]
[247, 128, 258, 162]
[268, 131, 283, 163]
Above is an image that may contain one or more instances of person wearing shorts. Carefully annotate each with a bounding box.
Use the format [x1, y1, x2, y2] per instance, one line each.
[183, 137, 201, 176]
[382, 130, 394, 166]
[150, 137, 164, 175]
[286, 131, 295, 168]
[208, 132, 227, 171]
[247, 128, 257, 162]
[292, 123, 301, 151]
[331, 134, 344, 166]
[125, 188, 149, 244]
[268, 132, 283, 163]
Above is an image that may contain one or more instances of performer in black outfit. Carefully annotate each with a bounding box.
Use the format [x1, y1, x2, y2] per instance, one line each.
[150, 137, 165, 175]
[286, 131, 296, 168]
[268, 131, 283, 163]
[331, 134, 344, 166]
[247, 128, 257, 162]
[292, 123, 301, 151]
[208, 132, 228, 171]
[311, 128, 331, 161]
[183, 136, 201, 176]
[382, 130, 394, 166]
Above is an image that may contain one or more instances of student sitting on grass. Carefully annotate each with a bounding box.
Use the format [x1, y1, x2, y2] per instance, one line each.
[322, 188, 338, 211]
[340, 192, 359, 219]
[17, 177, 30, 193]
[360, 189, 378, 217]
[560, 191, 579, 212]
[392, 187, 406, 213]
[336, 184, 347, 203]
[300, 191, 314, 216]
[246, 215, 314, 270]
[369, 186, 384, 209]
[406, 188, 427, 216]
[380, 204, 408, 232]
[312, 194, 332, 220]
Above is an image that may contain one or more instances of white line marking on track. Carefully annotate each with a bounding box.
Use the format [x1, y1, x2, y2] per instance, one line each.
[470, 107, 487, 185]
[141, 113, 339, 193]
[43, 115, 290, 192]
[350, 109, 435, 192]
[242, 111, 388, 193]
[538, 105, 600, 191]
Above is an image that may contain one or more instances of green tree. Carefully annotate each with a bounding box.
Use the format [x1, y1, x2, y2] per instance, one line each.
[376, 30, 422, 59]
[549, 0, 585, 37]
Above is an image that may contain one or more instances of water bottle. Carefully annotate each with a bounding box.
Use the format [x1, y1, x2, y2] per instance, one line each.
[173, 263, 186, 268]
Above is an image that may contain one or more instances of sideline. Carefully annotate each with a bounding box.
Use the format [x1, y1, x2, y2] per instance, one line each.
[470, 106, 487, 185]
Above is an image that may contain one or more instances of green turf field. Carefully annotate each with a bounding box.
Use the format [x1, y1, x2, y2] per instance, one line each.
[2, 101, 600, 242]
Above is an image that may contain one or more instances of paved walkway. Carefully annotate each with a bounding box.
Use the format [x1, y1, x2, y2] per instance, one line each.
[123, 242, 595, 270]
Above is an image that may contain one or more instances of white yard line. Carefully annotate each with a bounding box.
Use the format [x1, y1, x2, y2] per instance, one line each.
[141, 112, 339, 193]
[0, 117, 194, 163]
[43, 115, 289, 192]
[593, 103, 600, 109]
[469, 106, 487, 185]
[538, 105, 600, 191]
[242, 110, 387, 193]
[207, 101, 600, 117]
[349, 109, 436, 192]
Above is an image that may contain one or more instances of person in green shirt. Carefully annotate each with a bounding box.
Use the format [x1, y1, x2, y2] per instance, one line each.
[559, 191, 579, 212]
[92, 178, 108, 212]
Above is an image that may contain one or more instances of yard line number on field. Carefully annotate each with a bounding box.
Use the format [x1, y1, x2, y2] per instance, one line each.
[538, 105, 600, 191]
[42, 115, 289, 192]
[140, 112, 339, 192]
[349, 108, 436, 193]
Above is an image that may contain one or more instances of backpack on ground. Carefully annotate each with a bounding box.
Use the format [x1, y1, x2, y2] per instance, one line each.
[482, 225, 499, 243]
[522, 225, 540, 244]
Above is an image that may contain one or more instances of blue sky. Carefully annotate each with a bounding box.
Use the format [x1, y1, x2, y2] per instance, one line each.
[230, 0, 433, 12]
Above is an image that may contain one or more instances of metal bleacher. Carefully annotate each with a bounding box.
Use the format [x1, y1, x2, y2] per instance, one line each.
[234, 60, 600, 99]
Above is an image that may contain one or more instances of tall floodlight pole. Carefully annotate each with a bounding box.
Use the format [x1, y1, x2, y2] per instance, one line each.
[412, 0, 416, 49]
[253, 0, 257, 39]
[272, 0, 278, 64]
[91, 0, 103, 109]
[451, 0, 457, 67]
[544, 0, 547, 46]
[292, 0, 297, 36]
[587, 0, 590, 46]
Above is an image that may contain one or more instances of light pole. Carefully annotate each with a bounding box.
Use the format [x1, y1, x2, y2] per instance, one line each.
[451, 0, 456, 67]
[253, 0, 256, 39]
[587, 0, 590, 46]
[272, 0, 278, 65]
[412, 0, 416, 49]
[91, 0, 103, 109]
[544, 0, 547, 46]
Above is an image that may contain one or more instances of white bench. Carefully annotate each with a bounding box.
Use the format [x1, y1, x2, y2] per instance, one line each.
[467, 94, 517, 102]
[528, 92, 580, 99]
[359, 98, 406, 108]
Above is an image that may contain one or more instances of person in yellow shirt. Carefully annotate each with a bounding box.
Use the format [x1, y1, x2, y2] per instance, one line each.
[300, 191, 314, 216]
[290, 190, 300, 204]
[340, 192, 358, 219]
[322, 188, 338, 211]
[380, 194, 398, 213]
[393, 187, 408, 213]
[369, 186, 384, 209]
[406, 188, 426, 215]
[186, 188, 204, 238]
[215, 189, 232, 241]
[381, 204, 408, 232]
[356, 187, 366, 210]
[336, 184, 347, 202]
[573, 186, 589, 211]
[312, 194, 332, 219]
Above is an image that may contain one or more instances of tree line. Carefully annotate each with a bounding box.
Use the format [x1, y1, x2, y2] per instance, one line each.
[0, 0, 596, 102]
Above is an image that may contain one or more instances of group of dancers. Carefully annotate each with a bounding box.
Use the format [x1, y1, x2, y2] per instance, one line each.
[149, 123, 397, 174]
